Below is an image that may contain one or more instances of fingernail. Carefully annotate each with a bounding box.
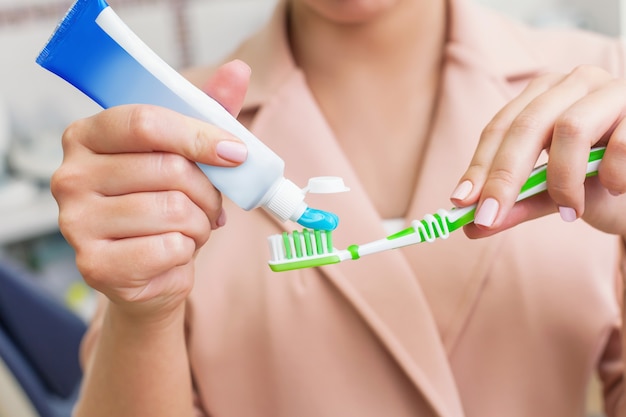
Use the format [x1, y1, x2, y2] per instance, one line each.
[474, 198, 499, 227]
[609, 189, 622, 197]
[558, 206, 577, 222]
[215, 209, 227, 228]
[451, 180, 473, 201]
[216, 141, 248, 163]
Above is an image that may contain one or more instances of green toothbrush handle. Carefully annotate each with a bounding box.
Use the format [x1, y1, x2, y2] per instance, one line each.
[445, 146, 605, 232]
[341, 146, 605, 260]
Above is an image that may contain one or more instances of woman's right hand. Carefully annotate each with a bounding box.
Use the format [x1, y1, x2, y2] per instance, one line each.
[51, 60, 251, 319]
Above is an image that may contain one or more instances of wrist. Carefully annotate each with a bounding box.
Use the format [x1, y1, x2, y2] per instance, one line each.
[106, 298, 187, 331]
[79, 294, 193, 417]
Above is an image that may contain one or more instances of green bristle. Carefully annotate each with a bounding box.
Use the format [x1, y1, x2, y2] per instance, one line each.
[293, 230, 302, 257]
[303, 229, 313, 256]
[325, 230, 333, 252]
[314, 230, 323, 254]
[282, 232, 292, 259]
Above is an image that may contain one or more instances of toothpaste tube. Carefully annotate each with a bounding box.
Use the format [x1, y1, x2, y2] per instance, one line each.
[36, 0, 339, 230]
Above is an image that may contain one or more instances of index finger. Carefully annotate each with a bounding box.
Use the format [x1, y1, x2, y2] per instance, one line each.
[67, 104, 247, 166]
[546, 79, 626, 213]
[474, 66, 613, 228]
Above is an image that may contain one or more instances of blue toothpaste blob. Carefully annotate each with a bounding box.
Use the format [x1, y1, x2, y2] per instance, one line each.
[296, 208, 339, 231]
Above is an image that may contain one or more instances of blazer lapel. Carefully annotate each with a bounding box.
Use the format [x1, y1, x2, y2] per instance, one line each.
[404, 0, 546, 353]
[405, 49, 510, 354]
[249, 70, 465, 417]
[229, 0, 547, 415]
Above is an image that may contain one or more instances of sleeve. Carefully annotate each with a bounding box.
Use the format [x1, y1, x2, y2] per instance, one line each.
[597, 37, 626, 417]
[78, 292, 107, 372]
[79, 293, 210, 417]
[598, 241, 625, 417]
[598, 327, 625, 416]
[192, 391, 210, 417]
[186, 303, 211, 417]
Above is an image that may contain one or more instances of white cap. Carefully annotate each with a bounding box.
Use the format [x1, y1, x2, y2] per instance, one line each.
[302, 176, 350, 194]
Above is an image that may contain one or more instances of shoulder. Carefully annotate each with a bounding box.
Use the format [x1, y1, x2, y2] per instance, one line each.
[517, 25, 626, 75]
[449, 0, 626, 79]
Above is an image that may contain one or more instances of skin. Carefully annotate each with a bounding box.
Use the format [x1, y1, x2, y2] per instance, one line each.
[455, 67, 626, 239]
[57, 60, 251, 417]
[53, 1, 626, 416]
[289, 0, 447, 218]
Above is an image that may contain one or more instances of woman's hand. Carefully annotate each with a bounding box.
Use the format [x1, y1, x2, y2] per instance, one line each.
[451, 65, 626, 239]
[51, 60, 251, 318]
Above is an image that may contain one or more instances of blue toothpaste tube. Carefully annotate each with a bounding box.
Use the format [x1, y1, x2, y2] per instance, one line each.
[36, 0, 338, 230]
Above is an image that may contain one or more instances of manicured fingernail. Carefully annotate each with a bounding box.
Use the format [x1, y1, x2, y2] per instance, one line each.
[558, 206, 577, 222]
[474, 198, 499, 227]
[216, 141, 248, 163]
[215, 209, 227, 228]
[451, 180, 473, 201]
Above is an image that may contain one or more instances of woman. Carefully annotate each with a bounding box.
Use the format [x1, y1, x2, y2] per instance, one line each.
[55, 0, 626, 416]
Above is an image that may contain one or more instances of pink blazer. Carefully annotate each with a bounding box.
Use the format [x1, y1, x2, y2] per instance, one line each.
[84, 0, 626, 416]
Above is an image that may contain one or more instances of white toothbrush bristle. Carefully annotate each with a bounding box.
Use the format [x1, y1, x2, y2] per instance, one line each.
[267, 229, 335, 263]
[268, 234, 287, 261]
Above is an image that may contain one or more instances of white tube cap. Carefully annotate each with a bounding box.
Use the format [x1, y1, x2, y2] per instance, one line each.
[302, 176, 350, 194]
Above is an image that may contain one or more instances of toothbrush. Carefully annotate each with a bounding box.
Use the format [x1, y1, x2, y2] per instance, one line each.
[268, 147, 606, 272]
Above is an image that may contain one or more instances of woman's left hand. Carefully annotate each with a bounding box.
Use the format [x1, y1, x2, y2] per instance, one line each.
[451, 65, 626, 239]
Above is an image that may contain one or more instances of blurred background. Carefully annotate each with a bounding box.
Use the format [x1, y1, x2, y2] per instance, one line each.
[0, 0, 622, 416]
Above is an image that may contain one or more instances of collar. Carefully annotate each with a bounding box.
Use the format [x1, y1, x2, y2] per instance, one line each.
[214, 2, 547, 416]
[446, 0, 545, 80]
[226, 0, 546, 113]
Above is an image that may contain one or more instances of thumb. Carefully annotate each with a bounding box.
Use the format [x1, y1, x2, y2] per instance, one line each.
[202, 59, 251, 117]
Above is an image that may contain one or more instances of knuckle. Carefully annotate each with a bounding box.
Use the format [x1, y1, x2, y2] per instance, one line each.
[546, 177, 581, 206]
[197, 227, 212, 247]
[159, 232, 195, 264]
[553, 113, 585, 139]
[157, 152, 193, 180]
[464, 161, 490, 181]
[481, 117, 509, 139]
[160, 232, 189, 254]
[569, 64, 607, 81]
[57, 208, 81, 238]
[547, 181, 573, 198]
[60, 121, 83, 151]
[50, 165, 83, 198]
[569, 64, 592, 78]
[600, 174, 622, 192]
[599, 153, 626, 191]
[160, 191, 193, 222]
[193, 214, 213, 245]
[609, 138, 626, 154]
[191, 127, 212, 159]
[509, 112, 542, 135]
[487, 167, 516, 190]
[57, 207, 94, 252]
[49, 169, 66, 199]
[75, 247, 106, 288]
[127, 105, 160, 141]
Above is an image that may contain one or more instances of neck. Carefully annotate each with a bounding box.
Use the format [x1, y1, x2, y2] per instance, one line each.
[286, 1, 449, 219]
[288, 1, 447, 80]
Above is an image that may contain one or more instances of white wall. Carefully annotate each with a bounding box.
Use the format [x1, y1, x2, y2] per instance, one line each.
[476, 0, 622, 35]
